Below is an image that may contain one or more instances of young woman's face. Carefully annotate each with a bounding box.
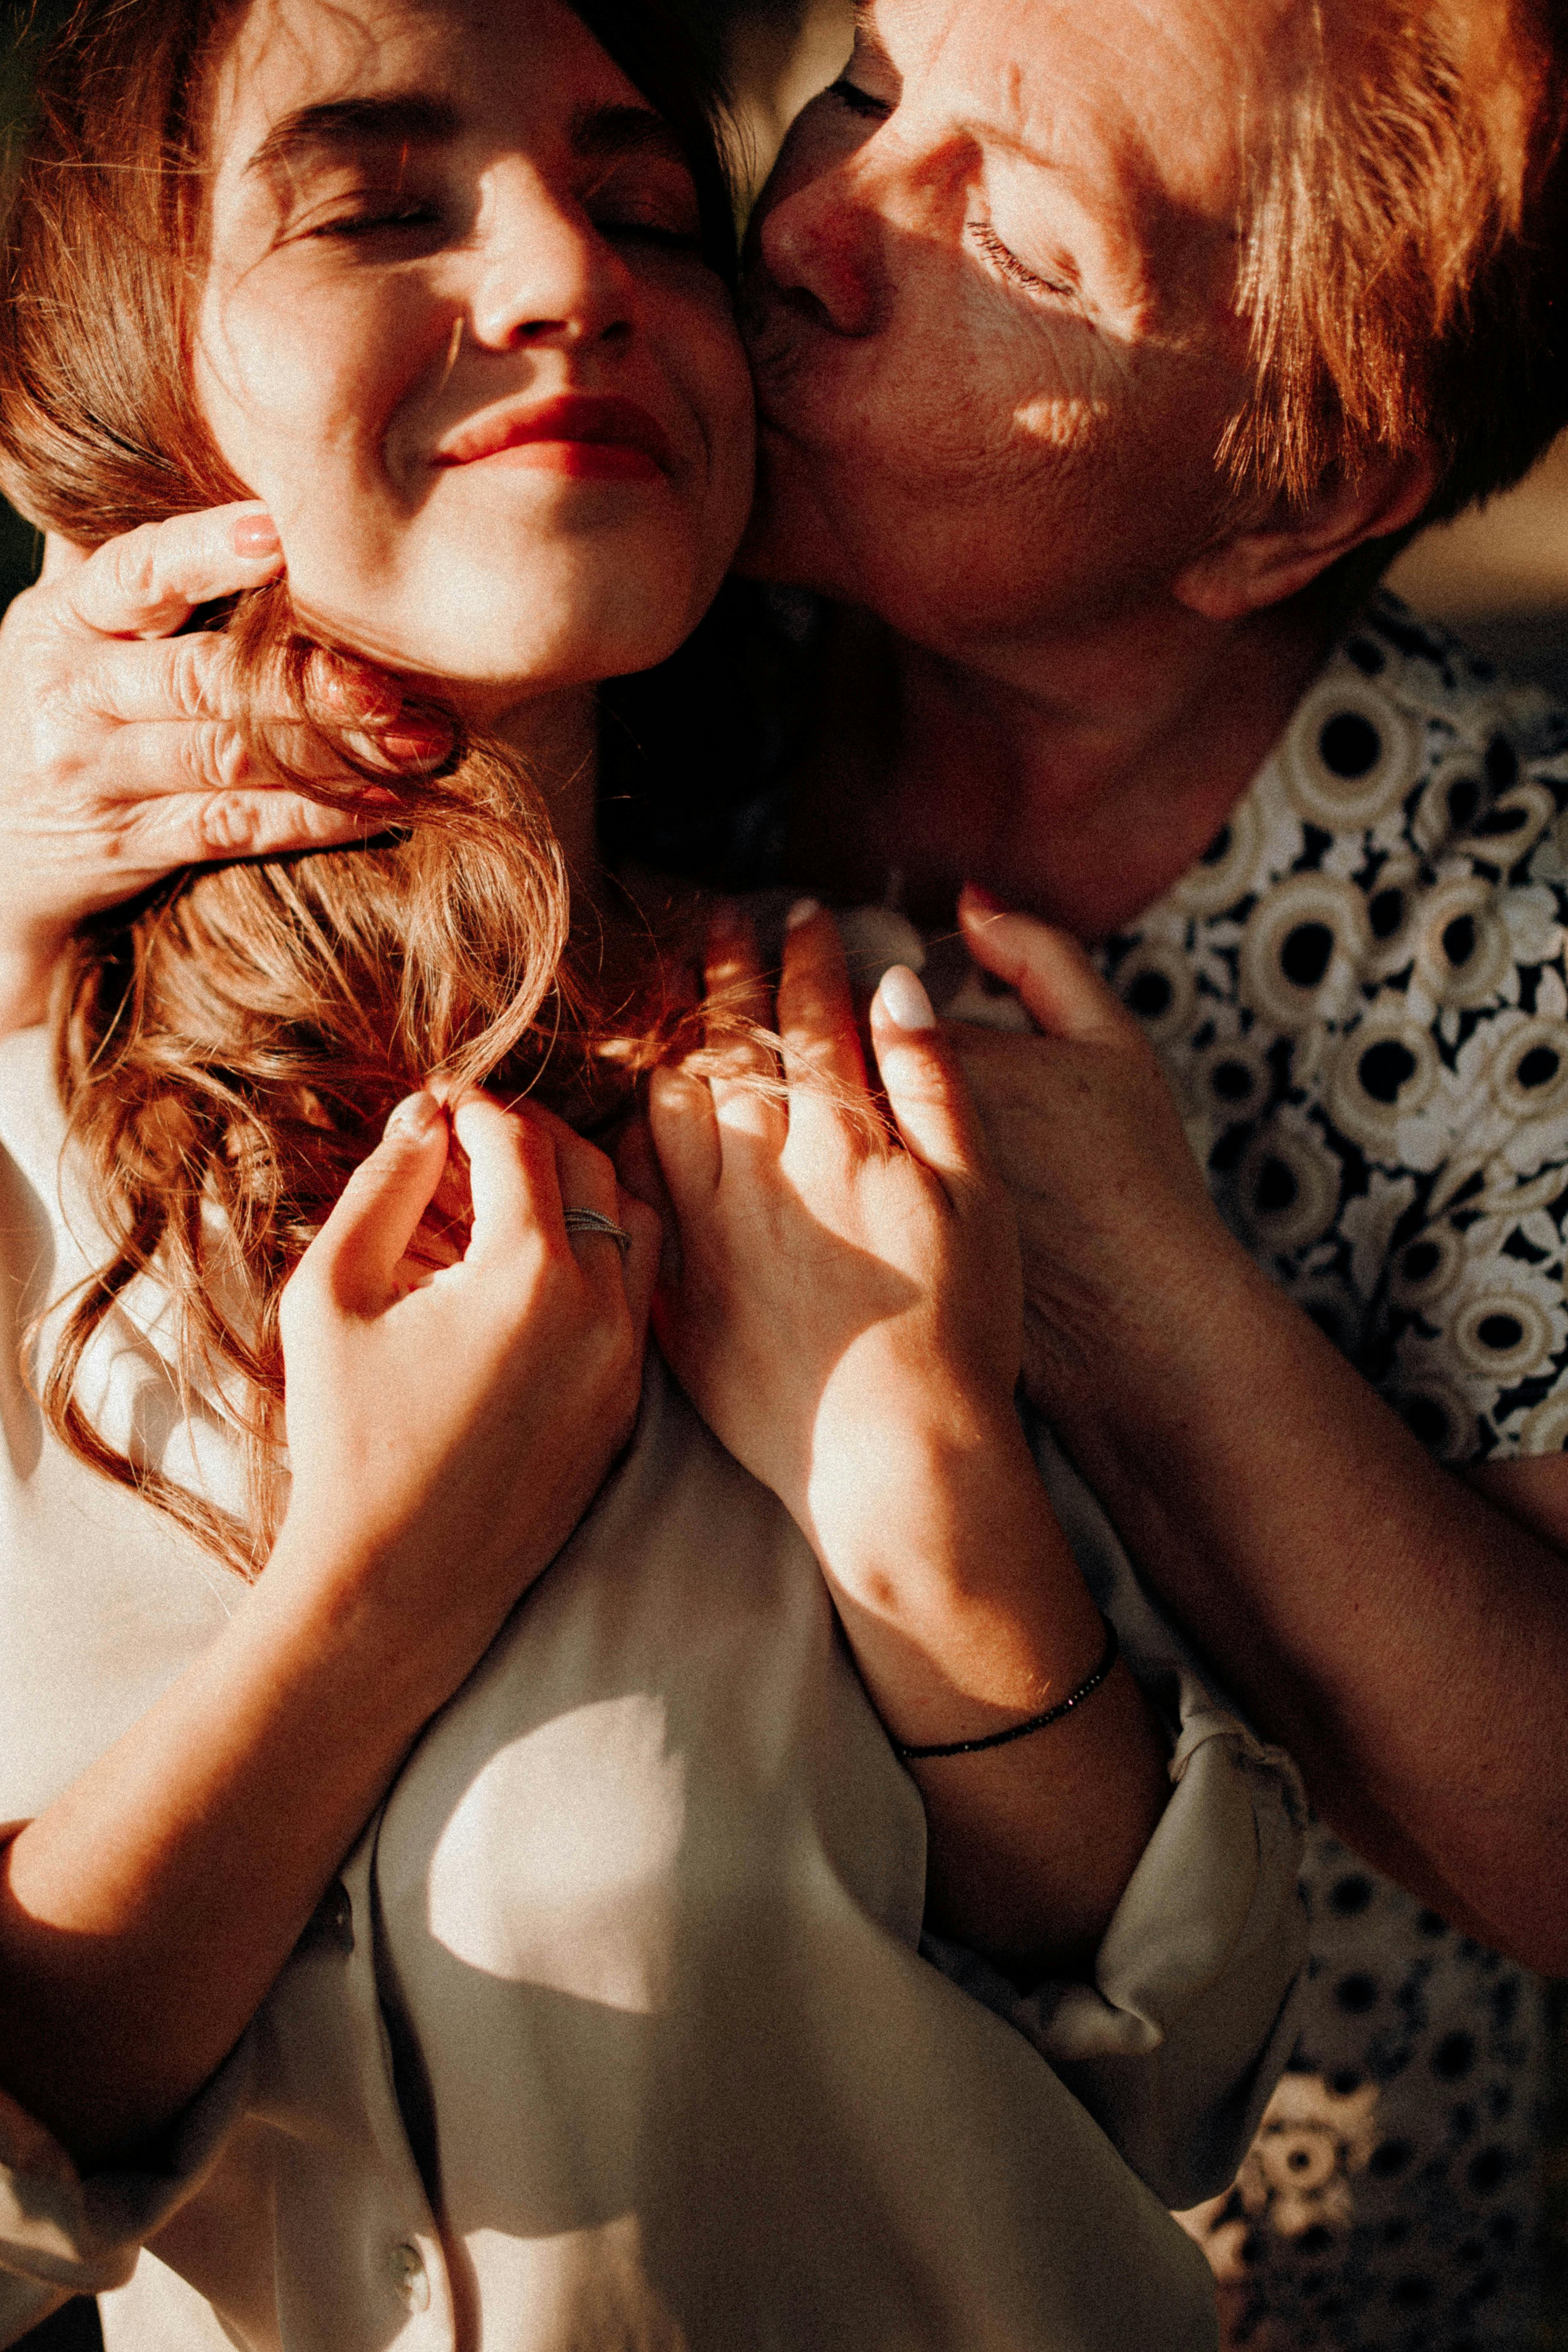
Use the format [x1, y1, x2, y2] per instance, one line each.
[196, 0, 755, 714]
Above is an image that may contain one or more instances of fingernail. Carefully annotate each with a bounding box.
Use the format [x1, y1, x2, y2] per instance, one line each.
[232, 512, 282, 559]
[960, 882, 1007, 920]
[785, 895, 821, 930]
[383, 1090, 443, 1141]
[878, 964, 936, 1032]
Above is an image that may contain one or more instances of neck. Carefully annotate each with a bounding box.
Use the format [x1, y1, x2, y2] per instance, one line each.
[493, 685, 602, 893]
[788, 590, 1333, 939]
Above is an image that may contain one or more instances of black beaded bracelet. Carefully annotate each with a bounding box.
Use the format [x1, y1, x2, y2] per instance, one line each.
[891, 1612, 1120, 1761]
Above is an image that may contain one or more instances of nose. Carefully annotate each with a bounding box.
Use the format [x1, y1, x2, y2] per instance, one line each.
[467, 167, 634, 356]
[753, 134, 883, 340]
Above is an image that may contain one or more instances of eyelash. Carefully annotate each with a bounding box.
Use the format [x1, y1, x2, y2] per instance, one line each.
[828, 77, 890, 121]
[968, 219, 1073, 302]
[310, 201, 440, 240]
[599, 219, 704, 254]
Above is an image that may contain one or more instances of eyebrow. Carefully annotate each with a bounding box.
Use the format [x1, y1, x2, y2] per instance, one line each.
[247, 92, 686, 180]
[247, 94, 460, 179]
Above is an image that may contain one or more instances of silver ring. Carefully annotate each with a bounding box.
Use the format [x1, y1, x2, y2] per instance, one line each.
[563, 1206, 633, 1255]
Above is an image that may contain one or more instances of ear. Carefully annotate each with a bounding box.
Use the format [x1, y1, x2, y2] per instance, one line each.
[1171, 445, 1439, 624]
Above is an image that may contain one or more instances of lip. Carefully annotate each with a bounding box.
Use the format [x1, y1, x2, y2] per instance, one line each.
[432, 393, 675, 482]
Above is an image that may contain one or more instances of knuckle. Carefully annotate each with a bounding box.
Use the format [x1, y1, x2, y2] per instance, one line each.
[169, 636, 220, 720]
[183, 724, 249, 804]
[104, 523, 164, 610]
[193, 790, 258, 854]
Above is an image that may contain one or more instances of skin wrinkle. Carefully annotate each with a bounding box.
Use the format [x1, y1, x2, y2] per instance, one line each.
[738, 0, 1263, 670]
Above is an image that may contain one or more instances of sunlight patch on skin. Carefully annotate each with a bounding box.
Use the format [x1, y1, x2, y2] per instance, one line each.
[1013, 391, 1105, 449]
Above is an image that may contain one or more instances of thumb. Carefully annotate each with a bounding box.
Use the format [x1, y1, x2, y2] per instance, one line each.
[869, 963, 990, 1190]
[298, 1092, 451, 1313]
[958, 885, 1135, 1048]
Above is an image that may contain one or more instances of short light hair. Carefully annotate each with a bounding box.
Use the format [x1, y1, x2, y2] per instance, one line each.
[1220, 0, 1565, 525]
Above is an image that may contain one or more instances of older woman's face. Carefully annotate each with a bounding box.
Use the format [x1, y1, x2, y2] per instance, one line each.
[195, 0, 754, 711]
[741, 0, 1280, 656]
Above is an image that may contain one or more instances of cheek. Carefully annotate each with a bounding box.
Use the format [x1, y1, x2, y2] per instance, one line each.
[194, 271, 441, 525]
[662, 286, 757, 571]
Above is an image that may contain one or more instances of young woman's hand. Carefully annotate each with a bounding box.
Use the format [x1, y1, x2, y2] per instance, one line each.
[0, 1089, 658, 2165]
[0, 506, 407, 1032]
[276, 1086, 660, 1676]
[645, 907, 1169, 1968]
[649, 906, 1021, 1576]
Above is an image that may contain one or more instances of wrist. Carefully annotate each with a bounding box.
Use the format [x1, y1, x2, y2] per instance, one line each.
[1028, 1205, 1257, 1437]
[801, 1397, 1039, 1593]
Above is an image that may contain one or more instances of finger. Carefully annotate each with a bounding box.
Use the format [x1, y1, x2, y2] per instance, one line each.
[610, 1111, 673, 1229]
[776, 899, 869, 1106]
[647, 1061, 722, 1223]
[293, 1092, 450, 1315]
[75, 633, 445, 781]
[102, 779, 388, 876]
[611, 1182, 662, 1346]
[703, 909, 784, 1147]
[60, 504, 285, 641]
[451, 1092, 564, 1269]
[958, 885, 1136, 1048]
[869, 965, 992, 1190]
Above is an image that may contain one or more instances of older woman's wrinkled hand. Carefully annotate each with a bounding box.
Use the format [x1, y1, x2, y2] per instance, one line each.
[953, 886, 1237, 1424]
[0, 505, 395, 1033]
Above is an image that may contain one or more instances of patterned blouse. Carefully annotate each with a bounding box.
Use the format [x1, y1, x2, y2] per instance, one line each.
[1096, 592, 1566, 2351]
[1104, 591, 1568, 1472]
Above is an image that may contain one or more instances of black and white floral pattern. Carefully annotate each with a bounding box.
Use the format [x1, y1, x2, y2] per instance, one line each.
[1102, 593, 1568, 1470]
[1106, 594, 1565, 2347]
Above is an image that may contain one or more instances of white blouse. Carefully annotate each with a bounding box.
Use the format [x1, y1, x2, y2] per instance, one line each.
[0, 1022, 1307, 2351]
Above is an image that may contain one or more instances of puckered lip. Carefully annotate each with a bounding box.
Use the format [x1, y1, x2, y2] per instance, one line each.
[432, 391, 675, 472]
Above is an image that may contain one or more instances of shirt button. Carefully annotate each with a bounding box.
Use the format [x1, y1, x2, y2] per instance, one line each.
[389, 2241, 431, 2312]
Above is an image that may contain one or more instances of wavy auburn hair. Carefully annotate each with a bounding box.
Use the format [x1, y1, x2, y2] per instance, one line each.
[0, 0, 739, 1575]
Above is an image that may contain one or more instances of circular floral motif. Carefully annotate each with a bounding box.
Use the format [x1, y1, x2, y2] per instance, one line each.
[1168, 794, 1266, 918]
[1239, 871, 1371, 1033]
[1283, 677, 1420, 830]
[1238, 1118, 1343, 1253]
[1412, 875, 1514, 1007]
[1113, 939, 1197, 1045]
[1449, 1286, 1560, 1382]
[1194, 1034, 1274, 1126]
[1459, 778, 1558, 868]
[1387, 1372, 1477, 1462]
[1411, 746, 1490, 856]
[1488, 1014, 1568, 1123]
[1386, 1224, 1465, 1313]
[1326, 1008, 1441, 1155]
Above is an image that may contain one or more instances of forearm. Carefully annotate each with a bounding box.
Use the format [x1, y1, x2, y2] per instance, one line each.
[1045, 1228, 1568, 1967]
[0, 1526, 466, 2168]
[811, 1425, 1171, 1975]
